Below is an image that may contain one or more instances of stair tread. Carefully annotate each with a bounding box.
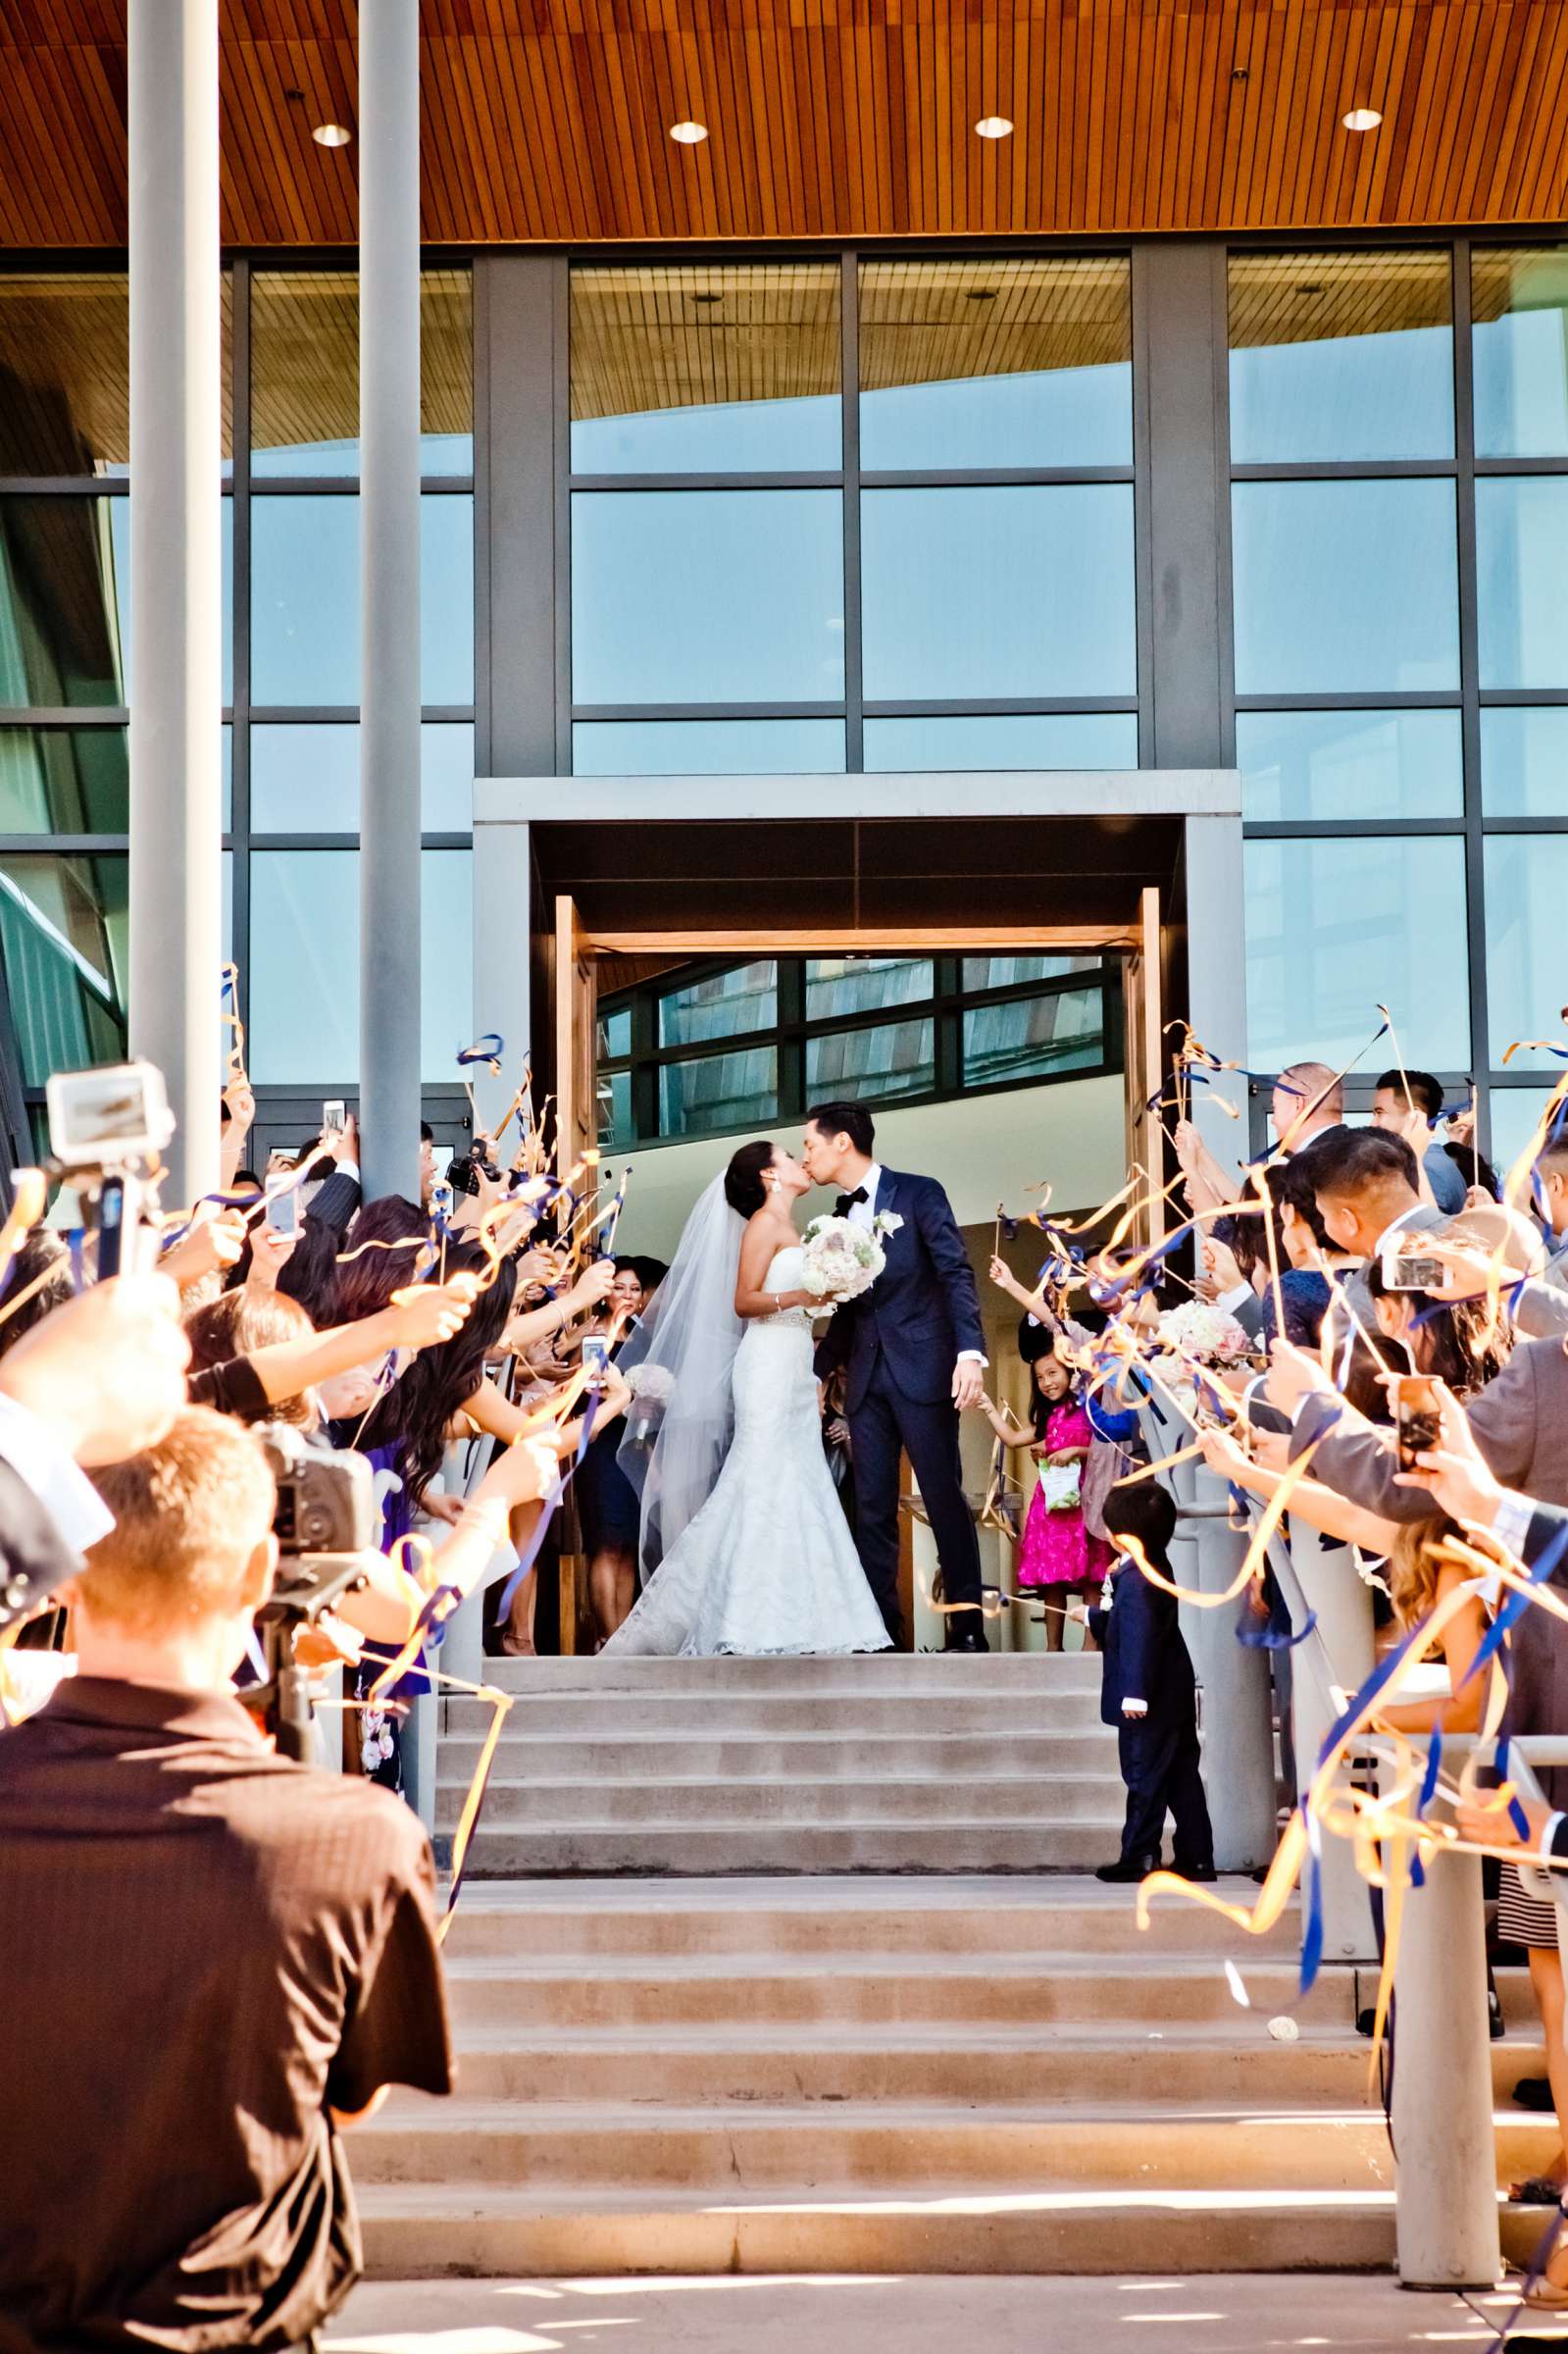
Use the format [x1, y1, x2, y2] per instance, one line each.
[447, 2021, 1367, 2052]
[366, 2096, 1404, 2129]
[443, 1770, 1127, 1790]
[355, 2180, 1401, 2216]
[439, 1950, 1337, 1981]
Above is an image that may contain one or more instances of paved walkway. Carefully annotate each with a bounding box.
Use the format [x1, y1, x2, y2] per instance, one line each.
[330, 2274, 1564, 2352]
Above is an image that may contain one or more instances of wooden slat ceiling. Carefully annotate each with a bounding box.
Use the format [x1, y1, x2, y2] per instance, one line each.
[4, 3, 1568, 253]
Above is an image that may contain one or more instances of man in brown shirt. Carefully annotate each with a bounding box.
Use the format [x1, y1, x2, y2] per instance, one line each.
[0, 1407, 452, 2353]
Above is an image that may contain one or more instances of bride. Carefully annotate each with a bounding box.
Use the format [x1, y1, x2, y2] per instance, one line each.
[601, 1139, 893, 1658]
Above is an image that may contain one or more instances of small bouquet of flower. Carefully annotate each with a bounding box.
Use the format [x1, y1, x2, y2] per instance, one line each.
[801, 1209, 901, 1305]
[624, 1362, 675, 1407]
[1153, 1299, 1252, 1367]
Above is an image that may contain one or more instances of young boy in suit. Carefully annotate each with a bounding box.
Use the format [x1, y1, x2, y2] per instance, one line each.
[1079, 1477, 1216, 1886]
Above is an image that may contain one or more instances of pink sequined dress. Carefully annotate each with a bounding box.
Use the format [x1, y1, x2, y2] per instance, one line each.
[1016, 1400, 1116, 1590]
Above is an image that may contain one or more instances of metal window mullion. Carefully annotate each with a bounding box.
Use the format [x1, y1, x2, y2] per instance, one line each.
[1452, 235, 1493, 1150]
[839, 249, 864, 774]
[554, 259, 573, 776]
[1130, 243, 1156, 769]
[231, 256, 252, 1042]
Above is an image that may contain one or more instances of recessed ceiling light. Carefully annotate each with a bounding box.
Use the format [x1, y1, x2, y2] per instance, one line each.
[967, 288, 997, 302]
[312, 122, 351, 148]
[1341, 106, 1383, 132]
[689, 291, 724, 306]
[975, 115, 1013, 140]
[670, 120, 709, 145]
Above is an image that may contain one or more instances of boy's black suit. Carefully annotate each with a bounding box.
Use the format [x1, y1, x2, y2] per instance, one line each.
[1089, 1558, 1213, 1873]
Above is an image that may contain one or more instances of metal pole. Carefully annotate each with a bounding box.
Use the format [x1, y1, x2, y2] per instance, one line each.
[1391, 1846, 1500, 2289]
[359, 0, 423, 1202]
[127, 0, 221, 1208]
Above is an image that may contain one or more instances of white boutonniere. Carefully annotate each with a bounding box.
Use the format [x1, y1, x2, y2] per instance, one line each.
[873, 1210, 904, 1238]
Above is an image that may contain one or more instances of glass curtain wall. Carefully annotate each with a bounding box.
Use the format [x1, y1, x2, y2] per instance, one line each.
[568, 256, 1139, 775]
[0, 264, 475, 1143]
[1230, 242, 1568, 1156]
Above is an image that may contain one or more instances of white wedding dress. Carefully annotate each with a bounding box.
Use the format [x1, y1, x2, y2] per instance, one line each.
[602, 1246, 893, 1658]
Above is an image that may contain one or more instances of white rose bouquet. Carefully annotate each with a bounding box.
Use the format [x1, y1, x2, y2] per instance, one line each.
[623, 1361, 675, 1406]
[1153, 1298, 1252, 1367]
[801, 1210, 897, 1305]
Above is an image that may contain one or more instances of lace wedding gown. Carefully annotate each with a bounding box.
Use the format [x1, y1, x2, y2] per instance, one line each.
[602, 1246, 893, 1658]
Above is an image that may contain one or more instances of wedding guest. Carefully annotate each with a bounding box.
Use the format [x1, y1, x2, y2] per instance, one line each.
[183, 1290, 316, 1428]
[975, 1351, 1111, 1652]
[1371, 1068, 1467, 1213]
[1195, 1230, 1264, 1343]
[578, 1257, 647, 1644]
[1533, 1122, 1568, 1287]
[1174, 1058, 1346, 1223]
[1078, 1477, 1215, 1885]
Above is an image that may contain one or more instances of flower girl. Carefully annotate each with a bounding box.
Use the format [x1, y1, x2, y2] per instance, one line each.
[975, 1349, 1113, 1650]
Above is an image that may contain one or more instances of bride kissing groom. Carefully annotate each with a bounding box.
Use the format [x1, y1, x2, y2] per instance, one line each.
[604, 1098, 989, 1660]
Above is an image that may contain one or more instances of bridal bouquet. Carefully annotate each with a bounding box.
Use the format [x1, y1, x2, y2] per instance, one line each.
[1153, 1298, 1252, 1367]
[801, 1210, 900, 1304]
[624, 1362, 675, 1407]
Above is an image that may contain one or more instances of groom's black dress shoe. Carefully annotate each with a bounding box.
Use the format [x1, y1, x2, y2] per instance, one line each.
[1095, 1857, 1160, 1884]
[944, 1618, 989, 1654]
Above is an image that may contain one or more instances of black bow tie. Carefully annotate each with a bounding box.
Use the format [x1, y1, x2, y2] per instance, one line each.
[836, 1186, 870, 1213]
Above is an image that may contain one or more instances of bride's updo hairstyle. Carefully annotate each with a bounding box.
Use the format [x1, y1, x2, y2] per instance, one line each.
[724, 1140, 776, 1218]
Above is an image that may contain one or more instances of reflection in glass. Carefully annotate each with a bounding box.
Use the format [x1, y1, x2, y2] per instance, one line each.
[572, 490, 843, 706]
[251, 494, 473, 707]
[859, 256, 1132, 470]
[598, 1069, 632, 1149]
[1473, 245, 1568, 459]
[963, 988, 1103, 1088]
[1231, 480, 1459, 695]
[598, 1007, 632, 1060]
[861, 486, 1136, 701]
[1244, 836, 1470, 1072]
[863, 713, 1138, 772]
[1477, 478, 1568, 690]
[1228, 250, 1453, 462]
[252, 269, 473, 475]
[570, 264, 840, 474]
[247, 848, 472, 1084]
[1237, 708, 1464, 822]
[659, 960, 777, 1049]
[805, 957, 932, 1021]
[0, 272, 233, 478]
[807, 1018, 936, 1102]
[1485, 836, 1568, 1069]
[962, 953, 1100, 993]
[1491, 1086, 1562, 1173]
[0, 496, 130, 706]
[660, 1047, 779, 1138]
[574, 718, 845, 775]
[250, 722, 475, 832]
[0, 851, 127, 1083]
[0, 727, 128, 833]
[1481, 707, 1568, 817]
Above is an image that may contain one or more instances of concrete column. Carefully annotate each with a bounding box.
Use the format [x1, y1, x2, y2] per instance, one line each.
[359, 0, 423, 1202]
[1182, 808, 1248, 1166]
[471, 795, 534, 1134]
[1137, 241, 1230, 775]
[1391, 1847, 1500, 2288]
[1169, 1453, 1278, 1872]
[1288, 1525, 1377, 1962]
[127, 0, 221, 1208]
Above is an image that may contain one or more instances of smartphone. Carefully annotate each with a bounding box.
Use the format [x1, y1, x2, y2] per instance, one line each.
[322, 1099, 346, 1136]
[1393, 1373, 1442, 1470]
[581, 1332, 610, 1390]
[1381, 1251, 1447, 1293]
[266, 1188, 300, 1241]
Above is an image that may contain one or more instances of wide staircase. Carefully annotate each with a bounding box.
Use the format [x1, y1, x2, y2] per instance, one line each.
[357, 1653, 1553, 2277]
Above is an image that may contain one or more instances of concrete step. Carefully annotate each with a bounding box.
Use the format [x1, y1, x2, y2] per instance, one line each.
[442, 1690, 1108, 1736]
[355, 2181, 1400, 2277]
[438, 1728, 1121, 1782]
[438, 1772, 1128, 1831]
[440, 1874, 1302, 1960]
[443, 2021, 1374, 2106]
[477, 1653, 1102, 1694]
[459, 1819, 1129, 1874]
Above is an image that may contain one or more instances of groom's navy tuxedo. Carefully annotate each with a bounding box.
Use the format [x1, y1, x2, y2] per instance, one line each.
[813, 1167, 986, 1643]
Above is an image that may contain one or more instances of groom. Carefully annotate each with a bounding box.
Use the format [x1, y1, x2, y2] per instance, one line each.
[802, 1100, 989, 1652]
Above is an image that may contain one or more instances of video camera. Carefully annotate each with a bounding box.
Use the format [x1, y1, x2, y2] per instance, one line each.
[252, 1426, 379, 1762]
[42, 1060, 176, 1278]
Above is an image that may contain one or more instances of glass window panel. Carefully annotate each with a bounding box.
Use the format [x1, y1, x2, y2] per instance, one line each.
[0, 726, 127, 833]
[571, 490, 843, 705]
[251, 493, 473, 707]
[962, 953, 1101, 992]
[1477, 478, 1568, 690]
[659, 1047, 779, 1138]
[247, 848, 472, 1085]
[861, 486, 1136, 701]
[1237, 708, 1464, 822]
[570, 263, 840, 474]
[1473, 245, 1568, 459]
[1228, 251, 1453, 463]
[598, 1068, 632, 1148]
[0, 851, 127, 1084]
[1481, 707, 1568, 817]
[1244, 836, 1470, 1073]
[253, 269, 473, 476]
[573, 718, 845, 775]
[659, 960, 777, 1049]
[1490, 1087, 1565, 1177]
[863, 712, 1138, 772]
[0, 272, 232, 479]
[858, 256, 1132, 471]
[1231, 480, 1459, 695]
[598, 1006, 632, 1060]
[250, 722, 475, 833]
[805, 956, 933, 1021]
[0, 495, 128, 706]
[807, 1018, 936, 1103]
[963, 987, 1104, 1089]
[1485, 835, 1568, 1070]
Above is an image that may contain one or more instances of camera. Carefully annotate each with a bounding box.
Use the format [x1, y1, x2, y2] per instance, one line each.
[256, 1425, 376, 1608]
[445, 1138, 500, 1199]
[46, 1061, 174, 1170]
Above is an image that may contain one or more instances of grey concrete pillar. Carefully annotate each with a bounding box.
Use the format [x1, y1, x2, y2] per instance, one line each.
[1391, 1848, 1500, 2288]
[471, 794, 535, 1135]
[1288, 1525, 1378, 1962]
[359, 0, 423, 1203]
[127, 0, 222, 1208]
[1169, 1454, 1278, 1872]
[1137, 241, 1230, 774]
[1182, 807, 1249, 1166]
